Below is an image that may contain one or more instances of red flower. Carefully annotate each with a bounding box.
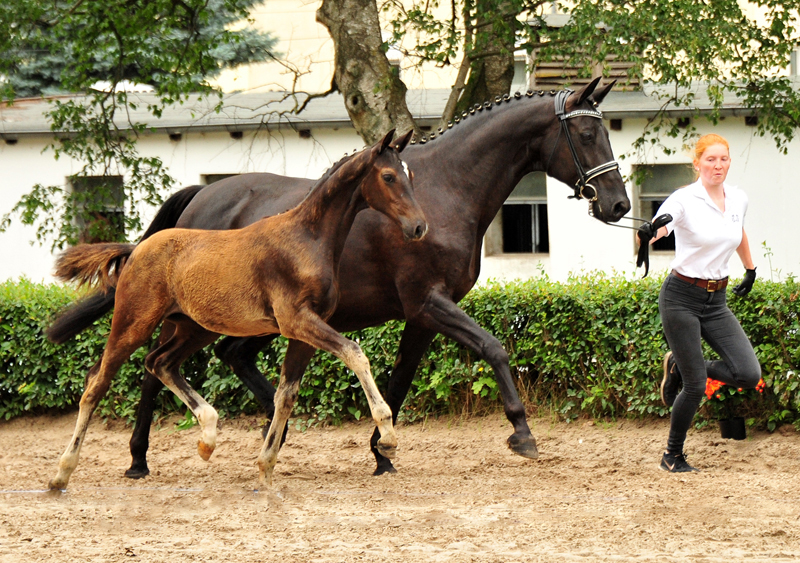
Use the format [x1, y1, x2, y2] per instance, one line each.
[705, 378, 766, 400]
[705, 378, 725, 399]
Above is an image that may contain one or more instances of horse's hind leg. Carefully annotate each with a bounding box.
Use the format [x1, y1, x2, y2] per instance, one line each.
[257, 339, 315, 488]
[125, 371, 163, 478]
[145, 321, 219, 461]
[214, 335, 281, 439]
[49, 325, 154, 490]
[126, 322, 176, 479]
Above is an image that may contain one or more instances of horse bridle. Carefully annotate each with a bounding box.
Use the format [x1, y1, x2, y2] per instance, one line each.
[551, 89, 620, 204]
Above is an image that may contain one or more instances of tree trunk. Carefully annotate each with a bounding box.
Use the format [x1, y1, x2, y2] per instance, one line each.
[454, 52, 515, 116]
[317, 0, 418, 144]
[453, 4, 517, 117]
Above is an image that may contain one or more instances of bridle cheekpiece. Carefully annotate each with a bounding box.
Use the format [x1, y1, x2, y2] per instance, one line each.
[553, 89, 620, 203]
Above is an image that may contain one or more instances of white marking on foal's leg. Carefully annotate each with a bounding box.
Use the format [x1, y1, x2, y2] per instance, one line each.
[341, 343, 397, 459]
[195, 404, 219, 461]
[257, 380, 298, 488]
[49, 413, 90, 490]
[157, 372, 219, 462]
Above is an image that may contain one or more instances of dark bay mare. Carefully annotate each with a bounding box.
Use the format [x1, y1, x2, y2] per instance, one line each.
[47, 131, 426, 490]
[46, 78, 631, 479]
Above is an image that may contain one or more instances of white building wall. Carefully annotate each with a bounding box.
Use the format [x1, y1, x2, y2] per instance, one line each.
[1, 115, 798, 285]
[477, 116, 800, 284]
[0, 126, 364, 283]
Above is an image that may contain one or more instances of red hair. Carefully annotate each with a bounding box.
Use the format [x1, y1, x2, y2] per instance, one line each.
[693, 134, 729, 161]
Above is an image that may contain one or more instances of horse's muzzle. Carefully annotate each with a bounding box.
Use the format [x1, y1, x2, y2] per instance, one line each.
[402, 218, 428, 241]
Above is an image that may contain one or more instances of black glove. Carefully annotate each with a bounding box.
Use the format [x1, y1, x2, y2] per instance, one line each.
[732, 268, 756, 296]
[636, 214, 672, 278]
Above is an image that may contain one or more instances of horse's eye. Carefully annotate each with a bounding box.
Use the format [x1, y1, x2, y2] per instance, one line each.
[580, 132, 594, 144]
[382, 173, 395, 183]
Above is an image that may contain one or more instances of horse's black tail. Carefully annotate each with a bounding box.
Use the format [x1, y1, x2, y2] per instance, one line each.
[44, 290, 117, 344]
[44, 185, 205, 344]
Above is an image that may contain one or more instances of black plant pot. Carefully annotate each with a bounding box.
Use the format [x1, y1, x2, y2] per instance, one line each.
[718, 417, 746, 440]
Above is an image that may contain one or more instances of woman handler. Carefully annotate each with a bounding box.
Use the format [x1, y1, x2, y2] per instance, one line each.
[637, 133, 761, 473]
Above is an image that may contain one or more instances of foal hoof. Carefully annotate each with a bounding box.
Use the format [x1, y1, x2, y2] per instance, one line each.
[47, 479, 66, 492]
[507, 434, 539, 459]
[376, 442, 397, 460]
[197, 440, 215, 461]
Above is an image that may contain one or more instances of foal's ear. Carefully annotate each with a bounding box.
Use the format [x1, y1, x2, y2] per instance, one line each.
[591, 80, 616, 106]
[379, 129, 396, 154]
[393, 130, 414, 153]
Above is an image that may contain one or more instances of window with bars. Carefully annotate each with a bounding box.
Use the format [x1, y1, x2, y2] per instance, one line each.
[486, 172, 549, 255]
[70, 175, 125, 243]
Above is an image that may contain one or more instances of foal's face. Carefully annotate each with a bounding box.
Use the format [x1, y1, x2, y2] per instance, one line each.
[363, 149, 428, 241]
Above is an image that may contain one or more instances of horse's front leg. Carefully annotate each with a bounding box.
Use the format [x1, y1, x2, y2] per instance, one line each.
[257, 339, 315, 488]
[413, 290, 538, 459]
[286, 310, 396, 460]
[214, 335, 281, 439]
[370, 322, 437, 475]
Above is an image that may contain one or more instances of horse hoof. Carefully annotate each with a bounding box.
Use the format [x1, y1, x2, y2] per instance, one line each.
[124, 466, 150, 479]
[373, 462, 397, 476]
[376, 443, 397, 460]
[47, 479, 66, 492]
[197, 441, 215, 461]
[507, 434, 539, 459]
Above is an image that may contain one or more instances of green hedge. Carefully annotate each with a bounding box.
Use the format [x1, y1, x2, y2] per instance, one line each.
[1, 274, 798, 428]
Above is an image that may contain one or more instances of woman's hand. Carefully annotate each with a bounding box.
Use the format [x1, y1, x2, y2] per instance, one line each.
[732, 268, 756, 296]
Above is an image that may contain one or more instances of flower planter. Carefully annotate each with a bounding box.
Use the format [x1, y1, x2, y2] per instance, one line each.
[718, 416, 746, 440]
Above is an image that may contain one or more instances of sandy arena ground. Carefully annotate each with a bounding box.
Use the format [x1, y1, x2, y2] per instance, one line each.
[2, 411, 800, 562]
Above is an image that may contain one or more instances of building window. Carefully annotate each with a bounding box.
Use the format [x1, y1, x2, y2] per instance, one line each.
[486, 172, 549, 255]
[70, 175, 125, 243]
[634, 164, 694, 252]
[202, 174, 239, 185]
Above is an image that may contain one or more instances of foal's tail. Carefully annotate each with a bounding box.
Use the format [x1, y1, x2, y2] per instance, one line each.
[45, 185, 204, 344]
[54, 243, 136, 293]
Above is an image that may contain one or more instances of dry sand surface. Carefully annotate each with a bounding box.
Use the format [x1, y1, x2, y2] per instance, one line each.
[2, 412, 800, 562]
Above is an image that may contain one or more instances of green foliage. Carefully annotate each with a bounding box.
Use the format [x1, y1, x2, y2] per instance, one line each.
[383, 0, 800, 151]
[0, 0, 278, 249]
[1, 0, 277, 98]
[1, 275, 798, 431]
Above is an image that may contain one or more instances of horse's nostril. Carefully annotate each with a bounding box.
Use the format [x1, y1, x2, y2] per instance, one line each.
[414, 224, 425, 239]
[613, 200, 631, 220]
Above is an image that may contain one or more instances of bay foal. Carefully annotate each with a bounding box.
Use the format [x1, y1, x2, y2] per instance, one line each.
[48, 130, 426, 490]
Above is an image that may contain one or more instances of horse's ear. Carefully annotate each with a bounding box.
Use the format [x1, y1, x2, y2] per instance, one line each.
[379, 129, 396, 154]
[393, 130, 414, 153]
[591, 80, 616, 106]
[575, 76, 602, 106]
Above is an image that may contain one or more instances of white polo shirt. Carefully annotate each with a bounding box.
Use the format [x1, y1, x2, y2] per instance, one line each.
[655, 179, 747, 280]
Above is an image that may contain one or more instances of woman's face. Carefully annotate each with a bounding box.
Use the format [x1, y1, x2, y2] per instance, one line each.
[694, 143, 731, 189]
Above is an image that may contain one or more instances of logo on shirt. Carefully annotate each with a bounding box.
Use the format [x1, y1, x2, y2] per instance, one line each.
[730, 213, 740, 223]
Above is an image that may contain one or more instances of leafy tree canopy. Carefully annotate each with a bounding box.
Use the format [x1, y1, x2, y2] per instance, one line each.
[379, 0, 800, 151]
[0, 0, 278, 248]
